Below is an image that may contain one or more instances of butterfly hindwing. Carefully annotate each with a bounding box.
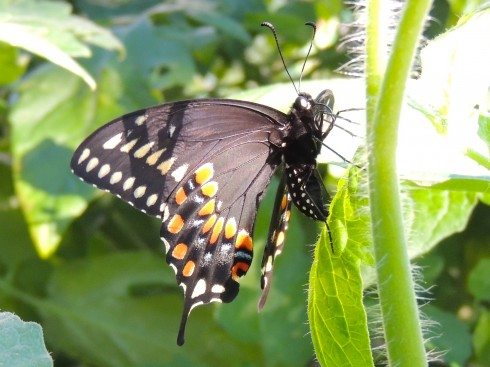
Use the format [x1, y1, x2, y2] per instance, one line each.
[284, 164, 329, 221]
[160, 143, 282, 344]
[258, 174, 293, 310]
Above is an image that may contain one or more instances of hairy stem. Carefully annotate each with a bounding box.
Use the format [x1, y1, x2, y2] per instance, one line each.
[366, 0, 433, 365]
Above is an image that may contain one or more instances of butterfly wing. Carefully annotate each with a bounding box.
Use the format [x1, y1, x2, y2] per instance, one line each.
[72, 100, 286, 218]
[258, 174, 292, 310]
[285, 164, 330, 221]
[70, 99, 289, 345]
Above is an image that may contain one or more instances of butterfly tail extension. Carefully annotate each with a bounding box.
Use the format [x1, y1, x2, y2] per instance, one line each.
[177, 299, 192, 346]
[258, 176, 292, 310]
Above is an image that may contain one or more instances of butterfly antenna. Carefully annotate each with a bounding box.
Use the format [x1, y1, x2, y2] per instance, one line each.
[298, 22, 316, 93]
[261, 21, 299, 94]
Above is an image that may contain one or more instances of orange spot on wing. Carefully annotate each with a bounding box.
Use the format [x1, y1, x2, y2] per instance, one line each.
[201, 181, 218, 197]
[182, 261, 195, 277]
[175, 187, 187, 205]
[235, 230, 253, 252]
[224, 218, 237, 239]
[195, 163, 214, 185]
[198, 199, 215, 216]
[231, 262, 250, 280]
[202, 214, 217, 234]
[168, 214, 184, 234]
[172, 243, 188, 260]
[210, 217, 224, 244]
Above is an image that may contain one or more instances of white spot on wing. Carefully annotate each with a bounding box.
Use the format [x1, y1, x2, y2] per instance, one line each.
[146, 148, 166, 166]
[171, 164, 189, 182]
[169, 263, 178, 274]
[157, 157, 176, 175]
[265, 256, 273, 272]
[161, 237, 170, 253]
[86, 157, 99, 172]
[123, 177, 135, 190]
[190, 301, 204, 312]
[110, 171, 122, 184]
[98, 164, 110, 178]
[162, 205, 170, 222]
[135, 115, 147, 126]
[134, 185, 146, 198]
[146, 194, 158, 207]
[120, 138, 138, 153]
[192, 279, 206, 298]
[103, 133, 123, 149]
[202, 252, 212, 266]
[133, 141, 155, 159]
[169, 124, 176, 137]
[192, 219, 205, 227]
[78, 148, 90, 164]
[211, 284, 225, 293]
[193, 195, 204, 204]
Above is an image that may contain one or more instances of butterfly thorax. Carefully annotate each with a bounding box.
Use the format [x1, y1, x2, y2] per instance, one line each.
[283, 93, 322, 163]
[281, 92, 329, 222]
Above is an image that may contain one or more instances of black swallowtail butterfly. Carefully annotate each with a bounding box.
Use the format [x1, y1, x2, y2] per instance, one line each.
[71, 22, 338, 345]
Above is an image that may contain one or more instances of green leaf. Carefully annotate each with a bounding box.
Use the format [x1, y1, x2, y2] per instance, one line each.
[41, 252, 260, 366]
[468, 258, 490, 301]
[309, 228, 373, 367]
[468, 114, 490, 170]
[405, 184, 479, 257]
[401, 9, 490, 186]
[8, 65, 124, 257]
[0, 0, 123, 89]
[0, 42, 26, 84]
[0, 22, 96, 89]
[0, 312, 52, 367]
[119, 19, 196, 92]
[189, 11, 251, 43]
[308, 171, 374, 367]
[473, 310, 490, 365]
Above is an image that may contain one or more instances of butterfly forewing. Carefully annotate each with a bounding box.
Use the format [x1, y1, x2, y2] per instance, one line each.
[71, 100, 287, 217]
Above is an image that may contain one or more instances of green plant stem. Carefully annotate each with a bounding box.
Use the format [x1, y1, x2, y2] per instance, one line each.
[366, 0, 433, 366]
[366, 0, 385, 110]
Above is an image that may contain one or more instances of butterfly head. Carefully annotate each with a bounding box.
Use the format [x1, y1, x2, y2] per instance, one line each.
[293, 92, 314, 114]
[291, 90, 336, 141]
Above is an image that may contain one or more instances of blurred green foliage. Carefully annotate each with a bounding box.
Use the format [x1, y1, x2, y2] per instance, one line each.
[0, 0, 488, 366]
